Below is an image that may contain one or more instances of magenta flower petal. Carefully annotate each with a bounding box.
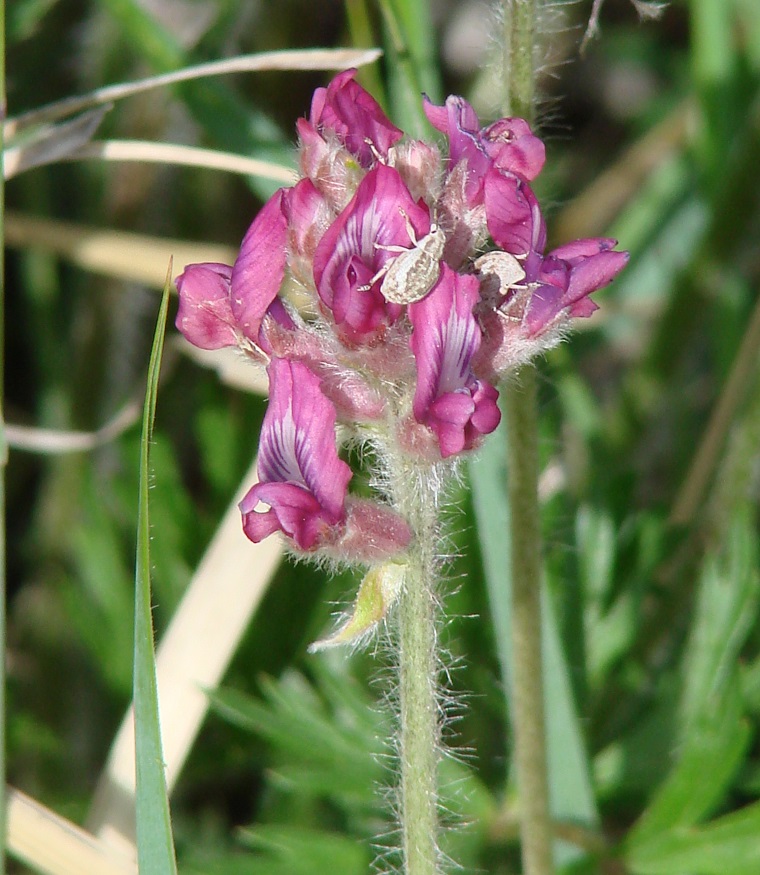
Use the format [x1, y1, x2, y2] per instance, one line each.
[313, 164, 428, 344]
[482, 117, 546, 181]
[175, 262, 237, 350]
[230, 188, 288, 343]
[423, 95, 545, 205]
[310, 69, 403, 166]
[522, 242, 629, 336]
[564, 249, 630, 302]
[240, 481, 324, 547]
[239, 358, 352, 551]
[483, 169, 537, 256]
[283, 178, 330, 258]
[523, 282, 566, 336]
[422, 94, 451, 133]
[550, 237, 619, 261]
[409, 266, 500, 457]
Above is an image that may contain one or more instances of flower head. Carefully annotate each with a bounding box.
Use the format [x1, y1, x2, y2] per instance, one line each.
[176, 69, 628, 559]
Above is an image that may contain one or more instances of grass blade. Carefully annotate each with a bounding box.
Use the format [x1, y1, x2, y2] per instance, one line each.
[133, 268, 177, 875]
[0, 1, 6, 867]
[5, 47, 382, 136]
[469, 424, 599, 863]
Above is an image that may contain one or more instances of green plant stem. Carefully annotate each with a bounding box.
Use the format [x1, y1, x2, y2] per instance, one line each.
[0, 2, 7, 869]
[505, 369, 553, 875]
[391, 459, 441, 875]
[500, 2, 554, 873]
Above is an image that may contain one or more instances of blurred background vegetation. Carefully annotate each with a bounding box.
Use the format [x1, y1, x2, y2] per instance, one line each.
[5, 0, 760, 873]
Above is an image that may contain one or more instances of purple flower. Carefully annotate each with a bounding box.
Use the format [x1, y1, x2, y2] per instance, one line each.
[230, 188, 289, 344]
[281, 177, 333, 287]
[175, 262, 237, 350]
[483, 167, 537, 257]
[423, 95, 545, 203]
[307, 68, 403, 167]
[313, 164, 430, 345]
[239, 358, 352, 551]
[522, 239, 630, 336]
[409, 266, 501, 457]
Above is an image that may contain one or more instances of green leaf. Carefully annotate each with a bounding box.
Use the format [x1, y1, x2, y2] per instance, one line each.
[680, 517, 760, 733]
[627, 675, 751, 847]
[626, 801, 760, 875]
[378, 0, 441, 137]
[469, 423, 599, 865]
[237, 825, 369, 875]
[207, 672, 383, 804]
[133, 272, 178, 874]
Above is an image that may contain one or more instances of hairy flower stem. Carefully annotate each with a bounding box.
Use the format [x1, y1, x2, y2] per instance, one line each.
[502, 0, 536, 122]
[390, 458, 441, 875]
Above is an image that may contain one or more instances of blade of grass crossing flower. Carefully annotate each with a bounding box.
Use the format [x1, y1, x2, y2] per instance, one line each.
[344, 0, 388, 109]
[469, 426, 599, 865]
[133, 269, 178, 875]
[387, 0, 442, 100]
[5, 49, 383, 138]
[0, 2, 7, 868]
[376, 0, 441, 137]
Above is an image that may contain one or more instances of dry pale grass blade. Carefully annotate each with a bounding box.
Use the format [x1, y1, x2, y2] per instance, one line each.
[67, 140, 296, 182]
[5, 211, 236, 288]
[6, 403, 140, 454]
[553, 100, 693, 242]
[7, 786, 137, 875]
[4, 107, 110, 178]
[86, 454, 282, 854]
[5, 47, 383, 137]
[177, 342, 268, 395]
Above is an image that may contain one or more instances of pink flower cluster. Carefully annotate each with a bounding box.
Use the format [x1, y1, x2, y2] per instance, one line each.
[175, 70, 628, 557]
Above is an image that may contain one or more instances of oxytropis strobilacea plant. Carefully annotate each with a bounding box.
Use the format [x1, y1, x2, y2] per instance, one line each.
[175, 69, 627, 874]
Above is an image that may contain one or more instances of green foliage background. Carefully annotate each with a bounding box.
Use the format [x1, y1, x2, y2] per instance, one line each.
[5, 0, 760, 873]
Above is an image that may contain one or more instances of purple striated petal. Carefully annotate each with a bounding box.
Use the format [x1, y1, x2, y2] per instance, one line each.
[409, 267, 482, 417]
[230, 189, 288, 343]
[261, 358, 351, 517]
[409, 267, 499, 456]
[312, 69, 403, 166]
[239, 359, 352, 550]
[175, 263, 237, 350]
[313, 164, 425, 343]
[424, 96, 491, 202]
[424, 96, 545, 204]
